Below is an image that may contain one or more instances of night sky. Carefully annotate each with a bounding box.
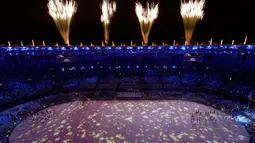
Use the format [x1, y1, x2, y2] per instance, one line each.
[1, 0, 254, 45]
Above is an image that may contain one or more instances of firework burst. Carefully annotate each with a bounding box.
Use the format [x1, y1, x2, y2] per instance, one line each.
[100, 0, 117, 45]
[48, 0, 77, 45]
[180, 0, 205, 45]
[135, 2, 159, 45]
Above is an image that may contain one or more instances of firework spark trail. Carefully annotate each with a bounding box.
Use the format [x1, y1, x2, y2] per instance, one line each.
[135, 2, 159, 45]
[48, 0, 77, 45]
[100, 0, 117, 45]
[180, 0, 205, 45]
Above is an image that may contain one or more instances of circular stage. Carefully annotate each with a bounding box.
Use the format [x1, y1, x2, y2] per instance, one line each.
[10, 100, 249, 143]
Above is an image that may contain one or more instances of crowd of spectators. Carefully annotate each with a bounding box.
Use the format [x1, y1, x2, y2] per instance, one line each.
[0, 71, 253, 111]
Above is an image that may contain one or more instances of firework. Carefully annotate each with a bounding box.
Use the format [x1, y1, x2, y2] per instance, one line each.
[180, 0, 205, 45]
[135, 2, 159, 45]
[32, 39, 35, 46]
[8, 41, 11, 47]
[244, 36, 247, 45]
[112, 41, 115, 46]
[48, 0, 77, 45]
[42, 40, 46, 46]
[100, 0, 117, 45]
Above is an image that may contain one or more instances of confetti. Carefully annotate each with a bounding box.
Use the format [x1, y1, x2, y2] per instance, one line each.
[10, 101, 249, 143]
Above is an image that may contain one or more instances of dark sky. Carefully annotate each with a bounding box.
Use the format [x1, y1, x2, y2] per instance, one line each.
[1, 0, 254, 45]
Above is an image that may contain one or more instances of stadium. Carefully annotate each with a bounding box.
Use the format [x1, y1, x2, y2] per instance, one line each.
[0, 44, 254, 142]
[1, 0, 255, 142]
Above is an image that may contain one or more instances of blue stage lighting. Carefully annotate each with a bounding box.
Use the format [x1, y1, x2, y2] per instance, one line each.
[192, 46, 198, 50]
[172, 66, 176, 69]
[106, 47, 111, 50]
[91, 66, 94, 69]
[206, 46, 212, 49]
[116, 47, 122, 50]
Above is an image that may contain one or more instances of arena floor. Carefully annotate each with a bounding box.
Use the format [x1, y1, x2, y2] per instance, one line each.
[10, 100, 249, 143]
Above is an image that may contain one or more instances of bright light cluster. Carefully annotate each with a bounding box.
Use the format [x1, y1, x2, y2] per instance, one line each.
[47, 0, 77, 45]
[135, 2, 159, 24]
[48, 0, 77, 19]
[180, 0, 205, 19]
[100, 0, 117, 24]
